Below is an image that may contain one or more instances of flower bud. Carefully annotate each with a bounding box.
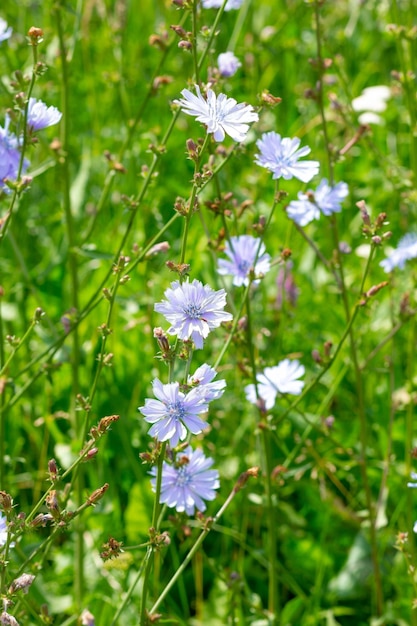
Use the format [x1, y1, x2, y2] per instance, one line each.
[8, 573, 35, 595]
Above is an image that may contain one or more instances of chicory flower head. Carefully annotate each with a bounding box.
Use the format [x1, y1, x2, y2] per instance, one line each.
[0, 116, 27, 191]
[380, 233, 417, 273]
[202, 0, 244, 9]
[175, 84, 258, 142]
[287, 179, 349, 226]
[27, 98, 62, 131]
[217, 51, 241, 77]
[255, 132, 319, 183]
[0, 18, 12, 43]
[187, 363, 226, 402]
[154, 279, 232, 349]
[245, 359, 305, 410]
[139, 379, 208, 447]
[217, 235, 271, 287]
[150, 445, 220, 515]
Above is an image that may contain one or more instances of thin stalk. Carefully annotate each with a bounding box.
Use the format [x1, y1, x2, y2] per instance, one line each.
[55, 5, 84, 612]
[314, 2, 383, 612]
[0, 298, 5, 490]
[149, 479, 244, 615]
[139, 441, 167, 625]
[0, 40, 38, 244]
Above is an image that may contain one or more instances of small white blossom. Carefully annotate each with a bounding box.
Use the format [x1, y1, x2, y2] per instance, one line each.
[217, 51, 241, 77]
[380, 233, 417, 273]
[202, 0, 244, 10]
[0, 18, 12, 43]
[352, 85, 391, 125]
[287, 179, 349, 226]
[255, 132, 319, 183]
[175, 85, 258, 143]
[245, 359, 305, 410]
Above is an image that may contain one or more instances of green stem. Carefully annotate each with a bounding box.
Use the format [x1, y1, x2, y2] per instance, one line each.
[246, 294, 278, 622]
[0, 40, 38, 244]
[149, 483, 240, 615]
[139, 441, 167, 624]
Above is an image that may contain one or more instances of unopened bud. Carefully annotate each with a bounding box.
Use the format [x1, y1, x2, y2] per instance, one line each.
[153, 327, 170, 353]
[0, 612, 20, 626]
[260, 90, 282, 106]
[178, 40, 192, 50]
[80, 609, 95, 626]
[48, 459, 59, 482]
[357, 200, 371, 226]
[85, 447, 99, 460]
[45, 490, 60, 517]
[366, 281, 389, 298]
[87, 483, 109, 506]
[145, 241, 170, 258]
[0, 491, 13, 513]
[27, 26, 43, 45]
[30, 513, 53, 527]
[170, 25, 187, 38]
[234, 467, 259, 493]
[8, 573, 35, 595]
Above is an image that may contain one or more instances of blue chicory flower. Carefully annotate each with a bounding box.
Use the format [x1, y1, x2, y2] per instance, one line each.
[217, 51, 241, 77]
[150, 445, 220, 515]
[154, 279, 233, 349]
[139, 379, 209, 447]
[380, 233, 417, 273]
[255, 132, 320, 183]
[217, 235, 271, 287]
[187, 363, 226, 402]
[27, 98, 62, 131]
[286, 179, 349, 226]
[0, 116, 28, 191]
[202, 0, 243, 10]
[175, 85, 258, 143]
[0, 18, 12, 43]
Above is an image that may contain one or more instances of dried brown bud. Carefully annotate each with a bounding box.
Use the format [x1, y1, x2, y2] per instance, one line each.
[149, 34, 167, 50]
[27, 26, 43, 46]
[366, 281, 389, 298]
[87, 483, 109, 506]
[178, 40, 192, 50]
[45, 491, 60, 520]
[234, 467, 259, 492]
[170, 25, 187, 38]
[8, 573, 35, 595]
[30, 513, 53, 527]
[153, 327, 170, 353]
[0, 491, 13, 513]
[260, 90, 282, 106]
[48, 459, 59, 482]
[0, 612, 20, 626]
[100, 536, 124, 561]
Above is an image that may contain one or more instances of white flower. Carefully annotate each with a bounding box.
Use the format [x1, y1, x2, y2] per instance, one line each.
[287, 179, 349, 226]
[27, 98, 62, 131]
[217, 51, 241, 77]
[175, 85, 258, 143]
[245, 359, 305, 410]
[217, 235, 271, 286]
[154, 279, 233, 349]
[188, 363, 226, 402]
[352, 85, 391, 125]
[255, 132, 319, 183]
[380, 233, 417, 273]
[0, 18, 12, 43]
[202, 0, 244, 10]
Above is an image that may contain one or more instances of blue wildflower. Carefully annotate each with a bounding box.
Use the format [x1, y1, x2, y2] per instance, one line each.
[150, 445, 220, 515]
